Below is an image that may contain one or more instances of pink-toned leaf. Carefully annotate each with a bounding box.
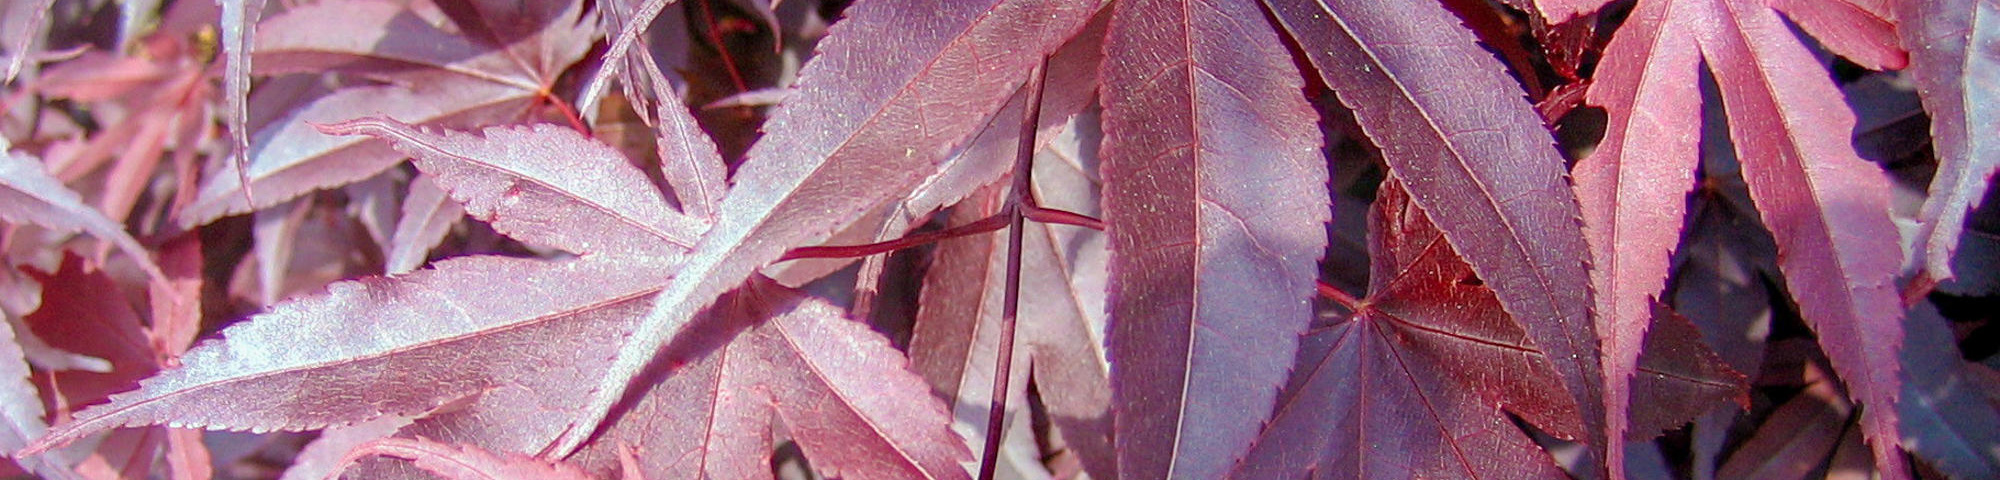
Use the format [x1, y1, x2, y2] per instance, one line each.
[904, 185, 1040, 478]
[1571, 0, 1704, 465]
[909, 105, 1114, 480]
[318, 118, 704, 260]
[278, 416, 408, 480]
[251, 199, 309, 306]
[345, 173, 403, 260]
[1263, 0, 1605, 469]
[561, 0, 1105, 455]
[1626, 302, 1749, 440]
[769, 10, 1108, 287]
[23, 256, 666, 454]
[1231, 180, 1566, 480]
[0, 144, 166, 283]
[1, 271, 109, 376]
[1, 0, 53, 82]
[182, 0, 596, 226]
[19, 256, 169, 477]
[149, 234, 204, 357]
[73, 426, 169, 480]
[576, 0, 674, 117]
[749, 280, 973, 480]
[1019, 127, 1115, 480]
[1769, 0, 1906, 71]
[181, 82, 531, 226]
[356, 277, 967, 480]
[910, 185, 1015, 405]
[556, 298, 772, 480]
[217, 0, 267, 208]
[385, 175, 464, 275]
[1901, 0, 2000, 282]
[1096, 0, 1327, 477]
[251, 0, 494, 83]
[1702, 0, 1908, 473]
[644, 66, 729, 222]
[335, 437, 593, 480]
[162, 428, 211, 480]
[32, 51, 177, 105]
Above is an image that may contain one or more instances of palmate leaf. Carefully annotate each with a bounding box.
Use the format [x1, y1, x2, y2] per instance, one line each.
[29, 116, 971, 478]
[560, 0, 1106, 455]
[1231, 179, 1567, 479]
[19, 255, 207, 480]
[1262, 0, 1606, 472]
[1570, 0, 1910, 475]
[1575, 0, 1909, 474]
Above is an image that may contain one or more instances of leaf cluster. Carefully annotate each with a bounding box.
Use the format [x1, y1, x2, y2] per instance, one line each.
[1, 0, 1997, 479]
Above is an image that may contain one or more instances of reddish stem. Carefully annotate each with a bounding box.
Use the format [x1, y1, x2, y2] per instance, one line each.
[1317, 280, 1364, 313]
[1022, 205, 1105, 231]
[695, 0, 751, 96]
[541, 92, 590, 135]
[978, 60, 1048, 480]
[777, 213, 1010, 262]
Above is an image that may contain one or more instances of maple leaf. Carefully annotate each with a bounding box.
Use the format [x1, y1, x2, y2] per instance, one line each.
[336, 275, 971, 480]
[1902, 0, 2000, 283]
[1576, 0, 1909, 475]
[181, 0, 598, 226]
[24, 116, 972, 478]
[561, 0, 1107, 455]
[1263, 0, 1607, 473]
[1231, 178, 1569, 479]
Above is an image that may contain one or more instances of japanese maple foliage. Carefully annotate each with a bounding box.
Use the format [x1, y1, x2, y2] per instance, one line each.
[2, 0, 1997, 479]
